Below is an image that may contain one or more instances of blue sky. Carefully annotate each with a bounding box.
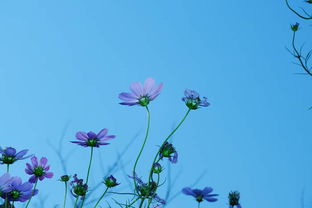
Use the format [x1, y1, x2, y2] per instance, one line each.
[0, 1, 311, 208]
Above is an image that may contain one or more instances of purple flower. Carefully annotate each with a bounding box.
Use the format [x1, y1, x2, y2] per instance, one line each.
[182, 187, 218, 203]
[159, 142, 178, 164]
[70, 174, 88, 198]
[182, 89, 210, 110]
[119, 78, 163, 106]
[0, 147, 31, 165]
[0, 173, 14, 194]
[71, 128, 115, 148]
[6, 177, 38, 202]
[25, 156, 54, 183]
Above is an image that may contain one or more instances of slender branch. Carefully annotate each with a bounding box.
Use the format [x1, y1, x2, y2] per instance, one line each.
[285, 0, 312, 20]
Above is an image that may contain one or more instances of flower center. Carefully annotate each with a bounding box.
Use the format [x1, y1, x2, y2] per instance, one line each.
[2, 155, 15, 164]
[34, 166, 44, 177]
[196, 194, 203, 202]
[86, 138, 98, 147]
[186, 98, 200, 110]
[10, 190, 21, 199]
[139, 96, 150, 106]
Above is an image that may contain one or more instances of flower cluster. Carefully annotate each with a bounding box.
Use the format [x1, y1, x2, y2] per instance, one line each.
[0, 77, 245, 208]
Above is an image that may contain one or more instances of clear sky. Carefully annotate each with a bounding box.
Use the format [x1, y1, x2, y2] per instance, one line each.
[0, 1, 311, 208]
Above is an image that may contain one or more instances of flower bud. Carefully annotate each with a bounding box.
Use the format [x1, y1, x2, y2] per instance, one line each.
[291, 23, 299, 32]
[152, 163, 162, 174]
[60, 175, 70, 182]
[104, 175, 119, 188]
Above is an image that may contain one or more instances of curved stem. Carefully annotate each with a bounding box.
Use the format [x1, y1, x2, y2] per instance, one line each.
[80, 146, 94, 208]
[285, 0, 312, 20]
[25, 180, 38, 208]
[133, 106, 150, 190]
[93, 187, 108, 208]
[63, 181, 68, 208]
[148, 109, 191, 183]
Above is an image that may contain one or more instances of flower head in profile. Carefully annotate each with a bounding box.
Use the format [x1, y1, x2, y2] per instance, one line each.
[25, 156, 53, 183]
[159, 142, 178, 163]
[182, 89, 210, 110]
[59, 175, 70, 182]
[0, 147, 31, 165]
[119, 78, 163, 106]
[70, 174, 88, 198]
[71, 128, 115, 148]
[104, 175, 119, 188]
[6, 177, 38, 202]
[182, 187, 218, 203]
[229, 191, 241, 208]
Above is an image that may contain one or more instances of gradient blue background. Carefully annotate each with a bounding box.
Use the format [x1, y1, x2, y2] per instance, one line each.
[0, 1, 311, 208]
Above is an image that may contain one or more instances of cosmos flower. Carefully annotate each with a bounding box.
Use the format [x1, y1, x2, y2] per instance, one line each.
[25, 156, 53, 183]
[70, 174, 88, 198]
[71, 129, 115, 148]
[128, 173, 166, 205]
[159, 142, 178, 163]
[182, 187, 218, 203]
[229, 191, 241, 208]
[0, 147, 31, 165]
[182, 89, 210, 110]
[119, 78, 163, 106]
[6, 177, 38, 202]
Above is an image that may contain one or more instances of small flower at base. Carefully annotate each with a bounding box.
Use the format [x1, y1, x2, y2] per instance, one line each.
[152, 163, 162, 174]
[104, 175, 119, 188]
[229, 191, 241, 208]
[59, 175, 70, 182]
[291, 23, 299, 32]
[70, 174, 88, 198]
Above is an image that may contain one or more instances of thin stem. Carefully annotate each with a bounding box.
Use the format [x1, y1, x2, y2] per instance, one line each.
[148, 109, 191, 183]
[80, 146, 94, 208]
[63, 181, 68, 208]
[133, 106, 150, 190]
[74, 197, 79, 208]
[198, 202, 201, 208]
[5, 165, 9, 208]
[107, 192, 138, 196]
[93, 187, 109, 208]
[25, 180, 38, 208]
[138, 198, 145, 208]
[125, 197, 140, 208]
[291, 31, 312, 76]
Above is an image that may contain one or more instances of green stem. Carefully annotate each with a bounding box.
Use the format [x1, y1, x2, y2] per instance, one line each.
[133, 106, 150, 191]
[138, 198, 145, 208]
[5, 165, 9, 208]
[198, 202, 201, 208]
[125, 197, 140, 208]
[93, 187, 109, 208]
[107, 192, 138, 196]
[80, 146, 94, 208]
[74, 197, 79, 208]
[25, 180, 38, 208]
[63, 181, 68, 208]
[148, 109, 191, 183]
